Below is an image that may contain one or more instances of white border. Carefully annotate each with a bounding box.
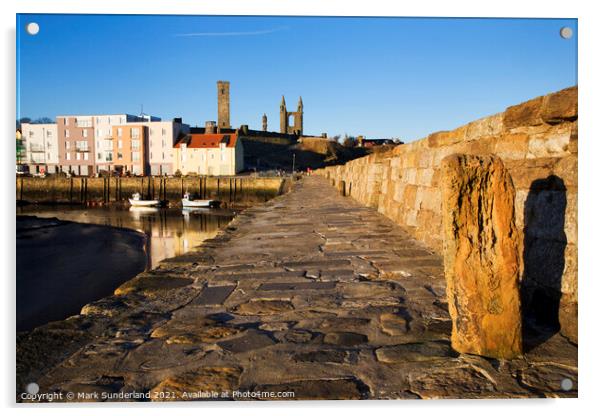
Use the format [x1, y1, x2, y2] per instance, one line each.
[2, 1, 600, 415]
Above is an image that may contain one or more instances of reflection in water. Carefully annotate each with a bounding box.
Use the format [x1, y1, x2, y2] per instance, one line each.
[18, 205, 236, 269]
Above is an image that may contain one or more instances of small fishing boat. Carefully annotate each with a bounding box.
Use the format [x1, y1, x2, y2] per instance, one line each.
[182, 192, 213, 208]
[128, 192, 161, 207]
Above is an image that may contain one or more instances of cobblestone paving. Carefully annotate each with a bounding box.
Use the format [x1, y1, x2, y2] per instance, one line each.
[18, 176, 577, 401]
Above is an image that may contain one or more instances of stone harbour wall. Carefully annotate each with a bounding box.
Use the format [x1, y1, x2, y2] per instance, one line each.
[316, 86, 578, 342]
[16, 176, 288, 207]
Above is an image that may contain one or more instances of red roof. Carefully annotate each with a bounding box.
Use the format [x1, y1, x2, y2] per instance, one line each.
[175, 133, 238, 149]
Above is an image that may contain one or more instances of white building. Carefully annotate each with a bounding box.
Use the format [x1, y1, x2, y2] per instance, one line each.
[20, 123, 59, 174]
[174, 132, 244, 176]
[142, 119, 189, 175]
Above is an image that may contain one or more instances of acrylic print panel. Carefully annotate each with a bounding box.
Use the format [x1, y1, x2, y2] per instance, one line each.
[16, 14, 578, 402]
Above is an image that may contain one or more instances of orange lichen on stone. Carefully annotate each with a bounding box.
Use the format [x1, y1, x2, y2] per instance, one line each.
[441, 154, 522, 359]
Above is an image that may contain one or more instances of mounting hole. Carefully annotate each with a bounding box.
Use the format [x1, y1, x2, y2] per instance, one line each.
[26, 382, 39, 395]
[560, 27, 573, 39]
[560, 378, 573, 391]
[26, 22, 40, 35]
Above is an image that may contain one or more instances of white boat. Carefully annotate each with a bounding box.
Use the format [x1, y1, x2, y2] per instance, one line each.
[182, 192, 213, 208]
[128, 192, 161, 207]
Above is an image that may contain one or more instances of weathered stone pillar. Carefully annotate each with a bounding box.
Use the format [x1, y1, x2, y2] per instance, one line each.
[337, 180, 346, 196]
[441, 154, 522, 359]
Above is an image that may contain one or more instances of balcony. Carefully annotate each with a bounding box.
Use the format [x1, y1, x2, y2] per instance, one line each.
[75, 146, 90, 152]
[29, 144, 45, 153]
[29, 156, 45, 163]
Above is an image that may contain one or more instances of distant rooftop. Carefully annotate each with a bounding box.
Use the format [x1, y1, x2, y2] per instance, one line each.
[175, 132, 238, 149]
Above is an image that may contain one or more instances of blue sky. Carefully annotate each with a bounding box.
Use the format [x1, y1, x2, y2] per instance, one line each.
[16, 15, 577, 141]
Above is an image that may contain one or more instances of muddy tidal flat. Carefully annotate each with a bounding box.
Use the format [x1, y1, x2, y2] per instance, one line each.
[17, 216, 148, 332]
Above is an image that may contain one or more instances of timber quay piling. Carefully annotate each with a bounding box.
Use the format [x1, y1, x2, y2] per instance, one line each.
[17, 176, 577, 401]
[16, 175, 288, 207]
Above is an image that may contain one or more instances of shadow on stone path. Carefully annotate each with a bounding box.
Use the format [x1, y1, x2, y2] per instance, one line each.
[17, 176, 577, 401]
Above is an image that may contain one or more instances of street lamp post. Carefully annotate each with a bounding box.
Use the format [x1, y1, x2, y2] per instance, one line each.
[292, 153, 296, 174]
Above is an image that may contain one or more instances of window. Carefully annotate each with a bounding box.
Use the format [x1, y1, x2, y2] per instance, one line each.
[162, 128, 166, 136]
[96, 117, 100, 124]
[46, 130, 52, 137]
[161, 139, 165, 147]
[98, 153, 102, 159]
[66, 153, 71, 160]
[29, 131, 34, 137]
[132, 140, 140, 150]
[76, 153, 80, 161]
[211, 154, 214, 159]
[117, 128, 122, 137]
[150, 152, 153, 159]
[84, 153, 89, 161]
[65, 141, 70, 149]
[83, 130, 88, 138]
[131, 128, 139, 138]
[118, 140, 123, 149]
[76, 118, 92, 128]
[65, 130, 70, 138]
[162, 152, 165, 160]
[65, 118, 69, 126]
[221, 152, 225, 161]
[48, 153, 51, 160]
[117, 152, 123, 160]
[132, 151, 140, 162]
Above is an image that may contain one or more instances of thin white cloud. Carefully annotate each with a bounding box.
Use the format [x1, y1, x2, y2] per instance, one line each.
[174, 26, 288, 37]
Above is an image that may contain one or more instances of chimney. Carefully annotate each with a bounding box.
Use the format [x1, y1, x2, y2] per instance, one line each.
[205, 121, 217, 134]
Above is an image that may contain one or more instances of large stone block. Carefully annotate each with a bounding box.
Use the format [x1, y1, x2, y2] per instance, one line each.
[553, 154, 578, 190]
[419, 188, 441, 212]
[559, 298, 578, 344]
[415, 168, 435, 186]
[561, 243, 578, 295]
[526, 125, 571, 159]
[568, 121, 578, 154]
[428, 131, 463, 148]
[465, 113, 504, 142]
[441, 154, 522, 359]
[541, 86, 578, 124]
[494, 133, 530, 160]
[503, 96, 544, 129]
[403, 184, 418, 207]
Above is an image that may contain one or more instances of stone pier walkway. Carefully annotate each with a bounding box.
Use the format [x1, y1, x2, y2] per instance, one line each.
[18, 176, 577, 401]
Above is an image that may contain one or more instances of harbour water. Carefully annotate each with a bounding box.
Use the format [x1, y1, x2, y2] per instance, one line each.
[16, 205, 236, 331]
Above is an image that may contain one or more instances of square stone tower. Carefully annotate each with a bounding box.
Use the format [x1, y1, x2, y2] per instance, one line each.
[217, 81, 231, 129]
